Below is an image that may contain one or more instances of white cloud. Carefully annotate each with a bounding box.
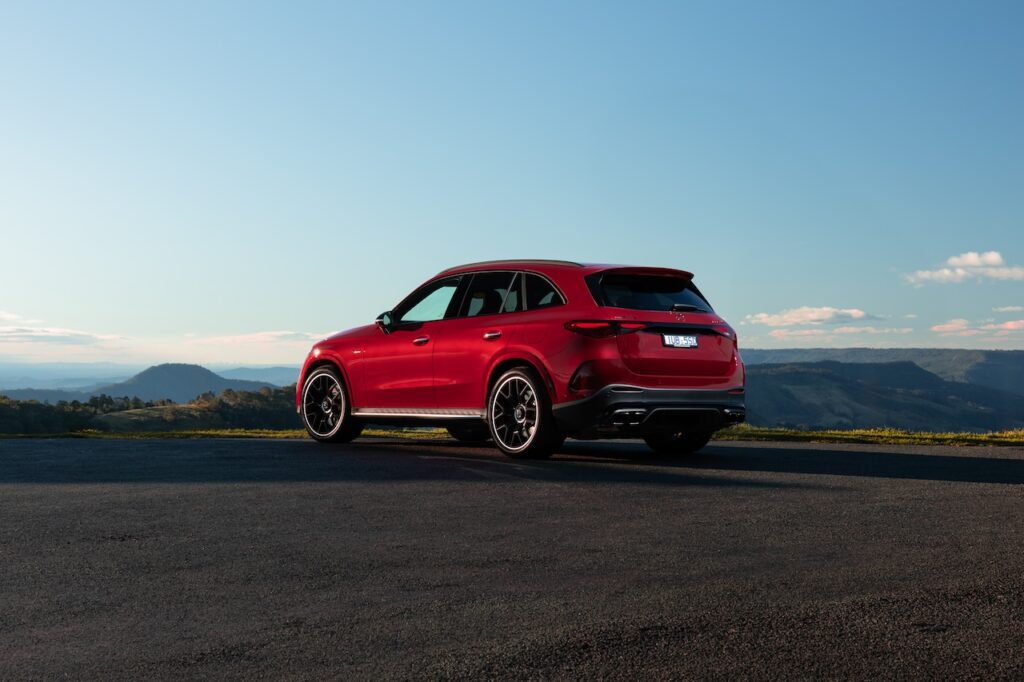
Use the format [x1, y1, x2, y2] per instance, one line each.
[0, 316, 329, 363]
[929, 319, 986, 337]
[947, 250, 1004, 267]
[905, 251, 1024, 285]
[930, 319, 969, 333]
[994, 306, 1024, 313]
[767, 326, 911, 340]
[185, 331, 328, 346]
[926, 317, 1024, 338]
[832, 326, 913, 335]
[0, 326, 123, 345]
[750, 308, 912, 343]
[768, 329, 827, 339]
[981, 320, 1024, 332]
[745, 306, 869, 327]
[905, 267, 971, 284]
[0, 310, 122, 348]
[0, 310, 42, 324]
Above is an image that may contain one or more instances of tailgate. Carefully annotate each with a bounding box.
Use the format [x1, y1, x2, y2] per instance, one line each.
[614, 311, 736, 377]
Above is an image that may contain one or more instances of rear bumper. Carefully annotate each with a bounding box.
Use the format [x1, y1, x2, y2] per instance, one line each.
[551, 384, 745, 438]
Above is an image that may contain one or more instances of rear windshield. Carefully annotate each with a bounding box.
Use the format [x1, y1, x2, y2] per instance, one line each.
[586, 273, 713, 312]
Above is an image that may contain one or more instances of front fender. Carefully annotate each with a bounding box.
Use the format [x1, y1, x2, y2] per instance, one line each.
[295, 350, 355, 412]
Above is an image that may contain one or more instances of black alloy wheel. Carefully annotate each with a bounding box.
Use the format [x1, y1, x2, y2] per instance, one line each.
[301, 366, 364, 443]
[488, 367, 563, 458]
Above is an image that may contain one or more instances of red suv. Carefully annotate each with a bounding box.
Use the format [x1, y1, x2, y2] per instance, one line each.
[297, 260, 745, 458]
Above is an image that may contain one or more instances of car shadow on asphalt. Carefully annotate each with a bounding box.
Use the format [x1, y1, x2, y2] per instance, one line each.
[1, 437, 1021, 486]
[555, 439, 1024, 485]
[338, 439, 815, 489]
[0, 438, 798, 488]
[352, 437, 1024, 486]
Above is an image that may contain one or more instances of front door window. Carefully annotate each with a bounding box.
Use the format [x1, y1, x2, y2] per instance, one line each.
[396, 277, 462, 324]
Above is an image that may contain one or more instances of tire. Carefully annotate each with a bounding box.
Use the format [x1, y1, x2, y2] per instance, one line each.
[487, 367, 563, 459]
[300, 366, 364, 443]
[447, 421, 491, 443]
[643, 431, 713, 455]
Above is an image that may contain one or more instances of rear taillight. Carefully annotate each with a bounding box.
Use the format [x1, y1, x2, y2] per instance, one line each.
[712, 321, 737, 337]
[564, 321, 647, 338]
[712, 324, 736, 342]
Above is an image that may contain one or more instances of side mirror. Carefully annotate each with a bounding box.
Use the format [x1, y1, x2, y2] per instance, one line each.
[375, 311, 394, 334]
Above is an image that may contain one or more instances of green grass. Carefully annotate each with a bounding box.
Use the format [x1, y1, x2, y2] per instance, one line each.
[714, 424, 1024, 447]
[0, 427, 450, 440]
[3, 425, 1023, 446]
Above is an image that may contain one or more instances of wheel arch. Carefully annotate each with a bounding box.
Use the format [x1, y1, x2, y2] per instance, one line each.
[301, 355, 352, 395]
[484, 351, 558, 406]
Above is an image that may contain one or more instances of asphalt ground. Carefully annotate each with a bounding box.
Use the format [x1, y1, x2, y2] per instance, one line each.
[2, 437, 1023, 679]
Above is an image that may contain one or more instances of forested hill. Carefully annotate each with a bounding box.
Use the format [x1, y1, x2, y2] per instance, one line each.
[742, 348, 1024, 397]
[0, 364, 273, 404]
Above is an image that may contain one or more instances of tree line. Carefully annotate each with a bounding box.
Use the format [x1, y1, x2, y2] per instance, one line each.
[0, 386, 298, 434]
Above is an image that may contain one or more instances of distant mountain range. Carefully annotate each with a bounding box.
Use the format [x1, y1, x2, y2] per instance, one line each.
[2, 350, 1024, 432]
[101, 364, 273, 402]
[745, 361, 1024, 432]
[0, 362, 142, 390]
[0, 364, 275, 404]
[742, 348, 1024, 398]
[217, 366, 300, 386]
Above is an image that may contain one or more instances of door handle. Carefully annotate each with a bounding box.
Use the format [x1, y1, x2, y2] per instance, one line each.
[412, 336, 430, 345]
[483, 331, 502, 340]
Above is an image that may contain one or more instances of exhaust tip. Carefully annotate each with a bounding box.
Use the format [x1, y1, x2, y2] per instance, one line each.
[609, 408, 648, 426]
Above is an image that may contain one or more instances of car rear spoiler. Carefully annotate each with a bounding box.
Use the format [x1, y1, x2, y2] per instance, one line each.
[593, 266, 694, 280]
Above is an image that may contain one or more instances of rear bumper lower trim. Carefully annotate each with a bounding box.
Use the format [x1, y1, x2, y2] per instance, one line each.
[552, 384, 745, 437]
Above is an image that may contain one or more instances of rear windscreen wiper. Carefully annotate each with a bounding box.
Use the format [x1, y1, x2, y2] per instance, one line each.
[671, 303, 705, 312]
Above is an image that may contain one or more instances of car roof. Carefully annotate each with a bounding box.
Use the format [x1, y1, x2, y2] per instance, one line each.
[436, 259, 584, 276]
[436, 260, 693, 279]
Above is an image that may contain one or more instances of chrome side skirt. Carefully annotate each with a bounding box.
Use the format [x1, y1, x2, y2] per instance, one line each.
[351, 407, 485, 419]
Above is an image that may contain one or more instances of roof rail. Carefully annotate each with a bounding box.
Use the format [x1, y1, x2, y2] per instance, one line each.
[437, 259, 583, 275]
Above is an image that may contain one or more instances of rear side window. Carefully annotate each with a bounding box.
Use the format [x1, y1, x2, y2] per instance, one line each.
[586, 273, 712, 312]
[502, 273, 522, 313]
[525, 274, 564, 310]
[460, 272, 516, 317]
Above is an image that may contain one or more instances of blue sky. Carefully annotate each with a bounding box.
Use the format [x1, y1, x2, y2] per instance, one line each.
[1, 1, 1022, 364]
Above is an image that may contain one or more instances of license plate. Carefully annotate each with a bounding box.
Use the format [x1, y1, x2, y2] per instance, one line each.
[663, 334, 698, 348]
